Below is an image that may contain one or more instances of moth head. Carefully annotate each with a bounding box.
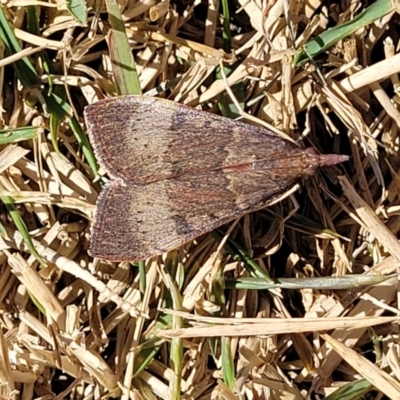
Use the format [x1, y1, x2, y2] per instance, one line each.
[302, 147, 349, 175]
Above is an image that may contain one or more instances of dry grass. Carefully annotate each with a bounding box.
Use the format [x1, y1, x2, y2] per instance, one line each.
[0, 0, 400, 399]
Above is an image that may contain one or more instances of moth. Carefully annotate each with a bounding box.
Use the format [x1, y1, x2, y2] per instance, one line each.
[84, 95, 348, 262]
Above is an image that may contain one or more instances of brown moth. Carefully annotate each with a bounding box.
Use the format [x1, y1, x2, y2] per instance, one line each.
[84, 95, 348, 262]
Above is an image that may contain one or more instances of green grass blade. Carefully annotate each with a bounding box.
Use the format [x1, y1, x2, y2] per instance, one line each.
[221, 336, 235, 389]
[0, 7, 98, 176]
[220, 0, 232, 53]
[49, 114, 61, 155]
[163, 269, 183, 398]
[26, 5, 54, 93]
[138, 260, 146, 295]
[213, 231, 274, 281]
[0, 126, 39, 144]
[324, 379, 373, 400]
[294, 0, 394, 65]
[104, 0, 141, 95]
[0, 221, 7, 236]
[44, 92, 74, 119]
[216, 0, 245, 118]
[66, 0, 88, 26]
[26, 5, 39, 33]
[0, 6, 40, 87]
[209, 275, 225, 360]
[68, 116, 99, 177]
[2, 196, 45, 265]
[43, 91, 98, 176]
[226, 274, 396, 290]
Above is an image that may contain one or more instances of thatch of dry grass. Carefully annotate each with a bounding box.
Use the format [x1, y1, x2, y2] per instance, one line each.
[1, 0, 400, 399]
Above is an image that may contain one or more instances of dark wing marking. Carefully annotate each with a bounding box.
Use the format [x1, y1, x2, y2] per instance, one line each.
[84, 95, 297, 184]
[89, 169, 298, 261]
